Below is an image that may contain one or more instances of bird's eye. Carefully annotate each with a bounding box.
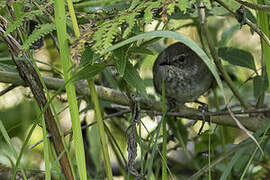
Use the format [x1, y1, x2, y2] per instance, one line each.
[178, 55, 185, 63]
[173, 54, 186, 63]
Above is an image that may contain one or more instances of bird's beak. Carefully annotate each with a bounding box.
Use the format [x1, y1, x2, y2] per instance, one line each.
[159, 61, 170, 66]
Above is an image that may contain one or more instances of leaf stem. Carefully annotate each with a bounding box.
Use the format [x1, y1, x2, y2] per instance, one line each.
[55, 0, 87, 179]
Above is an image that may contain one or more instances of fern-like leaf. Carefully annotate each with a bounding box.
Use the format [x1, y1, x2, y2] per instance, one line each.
[177, 0, 190, 13]
[128, 0, 141, 10]
[92, 22, 111, 51]
[123, 12, 139, 38]
[167, 2, 176, 16]
[21, 23, 56, 50]
[89, 0, 182, 52]
[144, 1, 161, 24]
[4, 10, 43, 36]
[93, 15, 126, 52]
[103, 22, 120, 50]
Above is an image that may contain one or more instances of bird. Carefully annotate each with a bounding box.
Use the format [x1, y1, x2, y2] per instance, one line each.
[153, 42, 214, 107]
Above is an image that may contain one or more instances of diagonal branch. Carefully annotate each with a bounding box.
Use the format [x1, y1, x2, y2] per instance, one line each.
[233, 0, 270, 11]
[0, 28, 74, 179]
[214, 0, 270, 47]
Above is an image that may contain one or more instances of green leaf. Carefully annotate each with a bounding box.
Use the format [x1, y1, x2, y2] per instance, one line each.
[129, 0, 141, 10]
[4, 10, 43, 36]
[210, 6, 229, 16]
[245, 8, 257, 34]
[123, 61, 147, 98]
[92, 22, 111, 50]
[0, 119, 27, 178]
[253, 75, 268, 99]
[218, 47, 257, 72]
[177, 0, 189, 13]
[218, 24, 240, 47]
[123, 12, 139, 38]
[245, 8, 257, 24]
[21, 23, 56, 50]
[114, 45, 129, 77]
[72, 63, 106, 81]
[167, 3, 176, 16]
[13, 2, 24, 17]
[103, 23, 119, 50]
[128, 46, 154, 55]
[80, 46, 99, 66]
[144, 1, 160, 23]
[103, 69, 118, 89]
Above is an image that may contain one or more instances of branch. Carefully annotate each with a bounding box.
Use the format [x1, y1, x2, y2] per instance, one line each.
[0, 84, 17, 96]
[0, 70, 269, 132]
[0, 23, 74, 179]
[234, 0, 270, 11]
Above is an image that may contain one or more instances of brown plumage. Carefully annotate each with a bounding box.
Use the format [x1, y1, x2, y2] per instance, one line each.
[153, 42, 213, 105]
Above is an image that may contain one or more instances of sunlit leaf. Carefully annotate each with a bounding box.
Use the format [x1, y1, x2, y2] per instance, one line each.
[128, 46, 154, 55]
[218, 24, 240, 47]
[218, 47, 257, 72]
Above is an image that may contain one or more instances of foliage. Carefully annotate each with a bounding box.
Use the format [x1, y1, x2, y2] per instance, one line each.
[21, 23, 56, 50]
[73, 0, 197, 53]
[4, 10, 43, 36]
[0, 0, 270, 179]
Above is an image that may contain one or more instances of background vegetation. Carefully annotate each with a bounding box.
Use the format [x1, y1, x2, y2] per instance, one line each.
[0, 0, 270, 179]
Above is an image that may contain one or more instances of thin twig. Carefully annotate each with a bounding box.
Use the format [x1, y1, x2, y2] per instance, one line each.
[214, 0, 270, 48]
[0, 84, 17, 96]
[0, 70, 269, 131]
[166, 108, 270, 116]
[27, 106, 270, 151]
[234, 0, 270, 11]
[32, 1, 55, 22]
[188, 143, 243, 180]
[27, 109, 131, 150]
